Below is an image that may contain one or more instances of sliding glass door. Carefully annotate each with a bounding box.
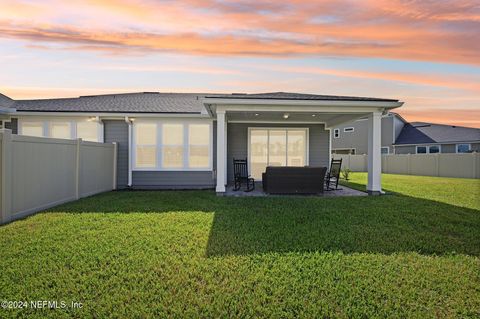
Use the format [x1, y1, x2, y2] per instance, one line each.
[249, 128, 308, 179]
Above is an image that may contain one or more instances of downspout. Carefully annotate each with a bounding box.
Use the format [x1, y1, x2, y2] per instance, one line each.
[125, 116, 133, 187]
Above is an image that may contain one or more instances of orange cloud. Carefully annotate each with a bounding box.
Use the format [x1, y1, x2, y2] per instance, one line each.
[398, 108, 480, 128]
[0, 0, 478, 64]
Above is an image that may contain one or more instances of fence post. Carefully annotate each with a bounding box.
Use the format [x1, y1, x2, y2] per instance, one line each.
[75, 138, 82, 200]
[407, 153, 411, 175]
[112, 142, 117, 190]
[1, 129, 13, 224]
[473, 152, 478, 179]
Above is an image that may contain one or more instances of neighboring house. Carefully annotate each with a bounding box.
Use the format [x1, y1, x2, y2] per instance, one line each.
[332, 112, 406, 155]
[1, 91, 403, 194]
[332, 112, 480, 155]
[394, 122, 480, 154]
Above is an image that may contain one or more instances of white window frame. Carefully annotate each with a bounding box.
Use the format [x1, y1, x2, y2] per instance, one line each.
[343, 127, 354, 133]
[247, 127, 309, 179]
[456, 143, 471, 153]
[381, 147, 389, 154]
[132, 119, 213, 171]
[333, 128, 340, 138]
[18, 117, 103, 142]
[416, 145, 442, 154]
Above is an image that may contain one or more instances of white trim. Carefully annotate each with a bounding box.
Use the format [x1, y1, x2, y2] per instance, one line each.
[327, 128, 332, 168]
[456, 143, 471, 153]
[126, 117, 133, 187]
[333, 128, 340, 138]
[343, 127, 354, 133]
[247, 127, 309, 180]
[14, 111, 211, 118]
[131, 119, 213, 171]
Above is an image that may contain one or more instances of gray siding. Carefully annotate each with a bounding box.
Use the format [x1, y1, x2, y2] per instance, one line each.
[5, 118, 18, 134]
[441, 144, 456, 153]
[332, 115, 397, 154]
[472, 143, 480, 152]
[103, 120, 129, 189]
[132, 171, 215, 189]
[227, 123, 329, 182]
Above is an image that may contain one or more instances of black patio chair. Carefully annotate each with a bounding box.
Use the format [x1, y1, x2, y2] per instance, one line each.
[233, 158, 255, 192]
[325, 158, 342, 190]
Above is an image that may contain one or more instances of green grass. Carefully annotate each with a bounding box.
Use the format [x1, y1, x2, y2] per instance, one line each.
[1, 175, 479, 318]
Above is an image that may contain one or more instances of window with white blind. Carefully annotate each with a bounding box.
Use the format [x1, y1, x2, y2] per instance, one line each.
[135, 123, 157, 168]
[21, 121, 44, 137]
[50, 121, 71, 139]
[19, 118, 102, 141]
[133, 121, 212, 170]
[77, 121, 99, 142]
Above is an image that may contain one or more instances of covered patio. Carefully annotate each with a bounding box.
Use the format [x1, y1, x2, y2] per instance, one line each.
[203, 93, 403, 195]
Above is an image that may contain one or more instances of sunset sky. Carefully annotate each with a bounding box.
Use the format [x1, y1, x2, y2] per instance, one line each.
[0, 0, 479, 127]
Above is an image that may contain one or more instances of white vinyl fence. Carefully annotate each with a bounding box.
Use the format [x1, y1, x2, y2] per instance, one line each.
[334, 153, 480, 179]
[0, 129, 117, 224]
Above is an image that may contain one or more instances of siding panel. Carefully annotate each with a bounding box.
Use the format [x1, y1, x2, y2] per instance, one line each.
[103, 120, 129, 189]
[132, 171, 215, 189]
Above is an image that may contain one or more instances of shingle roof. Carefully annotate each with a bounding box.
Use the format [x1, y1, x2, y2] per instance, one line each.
[395, 122, 480, 145]
[205, 92, 398, 102]
[13, 92, 215, 113]
[12, 91, 398, 113]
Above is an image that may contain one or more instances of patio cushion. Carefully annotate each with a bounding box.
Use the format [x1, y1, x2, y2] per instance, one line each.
[262, 166, 327, 194]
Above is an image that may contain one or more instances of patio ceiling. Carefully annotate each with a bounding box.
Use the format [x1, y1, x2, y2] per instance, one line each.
[225, 110, 368, 127]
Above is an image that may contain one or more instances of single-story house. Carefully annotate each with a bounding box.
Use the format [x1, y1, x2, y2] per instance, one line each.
[0, 91, 403, 194]
[331, 112, 480, 155]
[394, 122, 480, 154]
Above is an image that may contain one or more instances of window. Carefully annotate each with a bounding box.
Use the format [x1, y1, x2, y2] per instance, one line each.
[249, 128, 308, 179]
[416, 145, 441, 154]
[20, 118, 101, 140]
[163, 124, 184, 168]
[429, 145, 440, 154]
[50, 122, 71, 139]
[21, 121, 44, 137]
[188, 124, 210, 168]
[344, 127, 354, 133]
[77, 121, 99, 142]
[333, 128, 340, 138]
[457, 144, 471, 153]
[416, 146, 427, 154]
[381, 147, 389, 154]
[135, 123, 157, 168]
[133, 121, 212, 170]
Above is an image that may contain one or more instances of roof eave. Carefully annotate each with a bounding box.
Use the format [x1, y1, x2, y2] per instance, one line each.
[203, 97, 403, 109]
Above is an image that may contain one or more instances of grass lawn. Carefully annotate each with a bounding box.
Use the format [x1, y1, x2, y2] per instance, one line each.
[1, 174, 479, 318]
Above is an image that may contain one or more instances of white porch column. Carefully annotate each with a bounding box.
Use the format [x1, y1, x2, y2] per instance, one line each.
[367, 111, 382, 194]
[216, 110, 226, 193]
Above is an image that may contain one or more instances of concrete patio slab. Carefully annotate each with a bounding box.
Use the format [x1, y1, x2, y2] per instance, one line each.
[223, 182, 367, 197]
